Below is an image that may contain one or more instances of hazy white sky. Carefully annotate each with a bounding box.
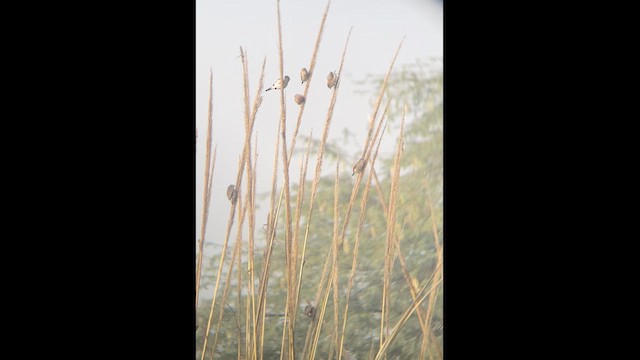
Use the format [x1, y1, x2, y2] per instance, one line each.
[196, 0, 442, 254]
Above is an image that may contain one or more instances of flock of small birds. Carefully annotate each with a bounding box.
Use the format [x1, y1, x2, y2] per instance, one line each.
[265, 68, 339, 105]
[225, 68, 365, 205]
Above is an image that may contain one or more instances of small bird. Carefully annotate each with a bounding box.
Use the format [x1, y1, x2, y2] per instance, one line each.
[352, 158, 366, 176]
[304, 299, 316, 320]
[227, 184, 237, 204]
[327, 71, 338, 89]
[294, 94, 306, 105]
[266, 75, 290, 91]
[300, 67, 309, 84]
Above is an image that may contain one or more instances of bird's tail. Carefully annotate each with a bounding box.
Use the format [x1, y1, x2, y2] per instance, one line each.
[266, 88, 272, 91]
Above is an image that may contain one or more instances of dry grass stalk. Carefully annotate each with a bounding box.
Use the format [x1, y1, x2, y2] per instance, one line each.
[239, 47, 254, 360]
[197, 142, 216, 304]
[350, 36, 405, 185]
[201, 46, 264, 360]
[337, 117, 388, 360]
[201, 112, 240, 360]
[244, 55, 266, 360]
[292, 130, 313, 255]
[236, 194, 245, 360]
[210, 224, 242, 359]
[275, 131, 314, 359]
[331, 160, 341, 360]
[290, 131, 314, 320]
[380, 105, 406, 352]
[297, 24, 353, 299]
[303, 162, 343, 359]
[309, 266, 334, 358]
[338, 38, 401, 253]
[273, 1, 297, 356]
[418, 179, 443, 360]
[374, 275, 443, 360]
[369, 169, 435, 352]
[245, 136, 260, 360]
[209, 190, 250, 360]
[376, 177, 440, 360]
[287, 0, 333, 161]
[339, 100, 389, 254]
[196, 69, 216, 311]
[255, 118, 283, 360]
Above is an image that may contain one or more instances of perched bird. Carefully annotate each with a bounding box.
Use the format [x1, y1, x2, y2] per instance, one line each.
[304, 299, 316, 320]
[294, 94, 306, 105]
[327, 71, 338, 89]
[300, 67, 309, 84]
[227, 184, 237, 204]
[266, 75, 290, 91]
[352, 158, 366, 176]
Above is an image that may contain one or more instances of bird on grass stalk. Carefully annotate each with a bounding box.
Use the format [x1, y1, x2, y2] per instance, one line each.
[266, 75, 290, 91]
[294, 94, 306, 105]
[327, 71, 338, 89]
[226, 184, 237, 204]
[352, 158, 366, 176]
[300, 67, 309, 84]
[304, 299, 316, 320]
